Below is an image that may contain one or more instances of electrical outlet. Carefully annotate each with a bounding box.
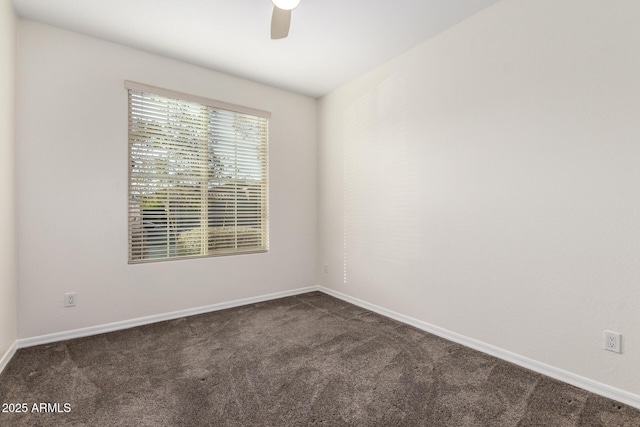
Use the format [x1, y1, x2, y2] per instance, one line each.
[604, 331, 621, 353]
[65, 292, 76, 307]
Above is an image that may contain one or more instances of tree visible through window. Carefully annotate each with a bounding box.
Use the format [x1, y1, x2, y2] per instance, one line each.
[126, 82, 269, 262]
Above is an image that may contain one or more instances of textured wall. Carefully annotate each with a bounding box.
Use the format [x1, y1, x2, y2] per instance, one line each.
[318, 0, 640, 396]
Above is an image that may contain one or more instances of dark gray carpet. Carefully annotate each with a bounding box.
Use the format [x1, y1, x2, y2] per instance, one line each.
[1, 291, 639, 426]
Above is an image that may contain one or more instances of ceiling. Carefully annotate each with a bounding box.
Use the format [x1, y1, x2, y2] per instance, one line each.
[11, 0, 501, 98]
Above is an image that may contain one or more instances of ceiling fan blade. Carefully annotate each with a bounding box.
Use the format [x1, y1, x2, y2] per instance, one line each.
[271, 6, 291, 39]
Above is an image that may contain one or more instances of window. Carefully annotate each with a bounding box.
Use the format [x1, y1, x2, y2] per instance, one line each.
[126, 81, 269, 263]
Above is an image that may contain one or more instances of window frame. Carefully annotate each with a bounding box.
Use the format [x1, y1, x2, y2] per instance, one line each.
[126, 81, 270, 264]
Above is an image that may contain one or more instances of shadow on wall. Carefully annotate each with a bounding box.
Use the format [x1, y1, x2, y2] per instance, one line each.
[343, 74, 420, 286]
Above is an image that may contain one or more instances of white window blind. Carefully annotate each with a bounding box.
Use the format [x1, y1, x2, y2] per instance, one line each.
[126, 81, 269, 263]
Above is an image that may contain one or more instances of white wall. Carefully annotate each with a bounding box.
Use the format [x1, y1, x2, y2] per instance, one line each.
[319, 0, 640, 397]
[0, 0, 17, 362]
[17, 21, 317, 339]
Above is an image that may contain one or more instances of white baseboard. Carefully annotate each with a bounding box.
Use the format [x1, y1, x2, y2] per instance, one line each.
[319, 286, 640, 410]
[16, 284, 637, 409]
[0, 340, 17, 375]
[17, 286, 319, 349]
